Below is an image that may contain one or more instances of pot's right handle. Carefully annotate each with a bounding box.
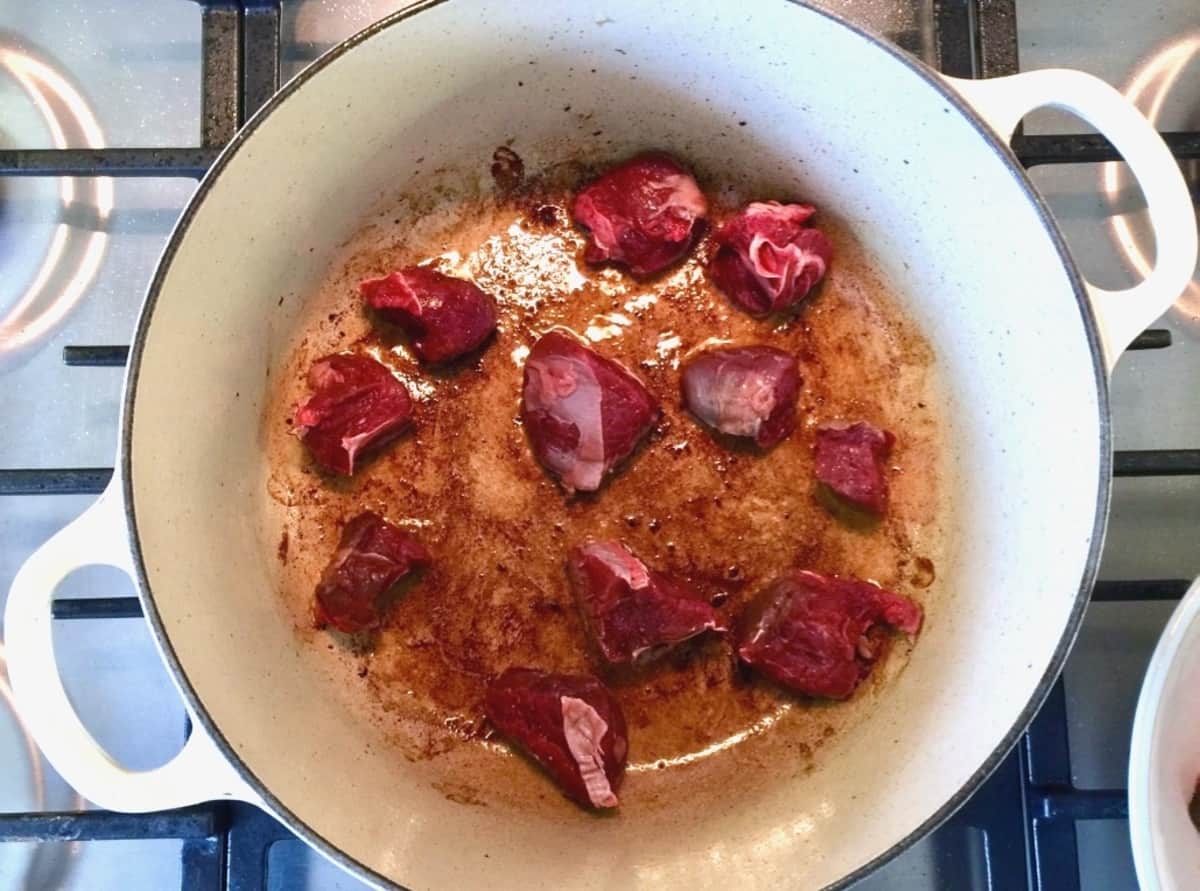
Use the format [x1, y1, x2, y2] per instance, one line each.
[947, 69, 1198, 372]
[3, 483, 261, 812]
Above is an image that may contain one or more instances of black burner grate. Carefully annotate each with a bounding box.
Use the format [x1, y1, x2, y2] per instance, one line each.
[0, 1, 1196, 888]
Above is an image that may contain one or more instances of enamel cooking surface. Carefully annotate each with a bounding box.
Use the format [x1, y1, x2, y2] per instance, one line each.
[124, 1, 1105, 887]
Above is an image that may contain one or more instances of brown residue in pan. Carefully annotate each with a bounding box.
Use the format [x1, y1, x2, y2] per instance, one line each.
[261, 157, 948, 806]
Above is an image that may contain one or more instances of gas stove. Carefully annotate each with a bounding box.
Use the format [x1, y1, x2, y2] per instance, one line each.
[1, 2, 1197, 889]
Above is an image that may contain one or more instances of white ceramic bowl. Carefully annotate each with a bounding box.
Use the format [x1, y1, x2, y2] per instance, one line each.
[1130, 578, 1200, 890]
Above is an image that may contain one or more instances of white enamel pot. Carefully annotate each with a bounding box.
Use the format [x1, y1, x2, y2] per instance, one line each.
[5, 2, 1197, 888]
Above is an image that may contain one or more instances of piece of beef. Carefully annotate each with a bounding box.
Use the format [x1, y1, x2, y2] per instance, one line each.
[708, 201, 833, 316]
[680, 345, 800, 448]
[295, 353, 413, 476]
[485, 668, 628, 809]
[313, 511, 430, 633]
[736, 570, 922, 700]
[520, 328, 660, 493]
[814, 421, 895, 515]
[572, 153, 708, 279]
[360, 266, 498, 364]
[567, 540, 726, 665]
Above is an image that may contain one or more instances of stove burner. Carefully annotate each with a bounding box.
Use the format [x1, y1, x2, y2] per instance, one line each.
[0, 644, 81, 889]
[1102, 33, 1200, 324]
[0, 37, 111, 368]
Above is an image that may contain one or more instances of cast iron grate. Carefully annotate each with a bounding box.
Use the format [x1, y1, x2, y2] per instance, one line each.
[0, 1, 1195, 888]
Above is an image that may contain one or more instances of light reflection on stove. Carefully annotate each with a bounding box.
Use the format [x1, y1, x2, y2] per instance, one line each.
[1102, 34, 1200, 323]
[0, 42, 112, 365]
[0, 642, 84, 888]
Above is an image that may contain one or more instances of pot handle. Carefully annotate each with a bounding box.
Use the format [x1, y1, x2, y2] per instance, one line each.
[947, 69, 1198, 372]
[3, 482, 262, 812]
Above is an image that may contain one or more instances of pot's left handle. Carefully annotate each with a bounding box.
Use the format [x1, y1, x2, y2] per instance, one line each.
[3, 483, 262, 812]
[947, 69, 1198, 372]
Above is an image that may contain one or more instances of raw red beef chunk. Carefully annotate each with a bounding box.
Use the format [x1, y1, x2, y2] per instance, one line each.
[295, 354, 413, 476]
[521, 329, 660, 493]
[736, 570, 922, 700]
[709, 201, 833, 316]
[572, 153, 708, 278]
[681, 345, 800, 448]
[814, 421, 896, 515]
[485, 668, 628, 809]
[360, 266, 497, 364]
[567, 540, 726, 665]
[314, 511, 430, 633]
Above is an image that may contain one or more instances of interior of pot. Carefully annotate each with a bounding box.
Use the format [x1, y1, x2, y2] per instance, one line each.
[127, 1, 1106, 888]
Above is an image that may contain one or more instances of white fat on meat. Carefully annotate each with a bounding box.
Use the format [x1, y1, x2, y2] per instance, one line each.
[560, 696, 618, 808]
[583, 541, 651, 590]
[339, 420, 402, 472]
[652, 173, 709, 223]
[388, 271, 425, 314]
[305, 361, 341, 394]
[327, 522, 392, 574]
[747, 234, 827, 301]
[575, 195, 619, 258]
[741, 202, 822, 300]
[744, 200, 814, 226]
[684, 357, 778, 439]
[324, 524, 368, 574]
[526, 353, 606, 492]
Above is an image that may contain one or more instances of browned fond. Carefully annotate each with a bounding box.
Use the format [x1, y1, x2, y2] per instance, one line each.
[262, 161, 946, 811]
